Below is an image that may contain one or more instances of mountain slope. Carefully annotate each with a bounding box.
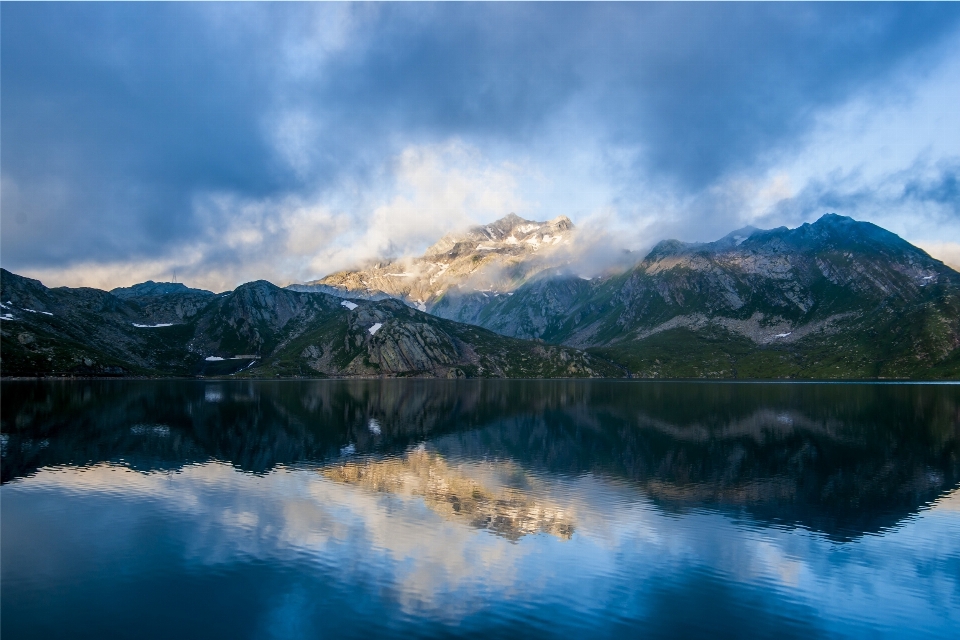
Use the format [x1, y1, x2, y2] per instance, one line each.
[452, 215, 960, 378]
[1, 270, 620, 378]
[5, 214, 957, 379]
[0, 270, 193, 376]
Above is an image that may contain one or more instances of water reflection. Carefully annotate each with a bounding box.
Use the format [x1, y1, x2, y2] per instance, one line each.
[324, 449, 575, 540]
[2, 380, 959, 639]
[3, 379, 958, 539]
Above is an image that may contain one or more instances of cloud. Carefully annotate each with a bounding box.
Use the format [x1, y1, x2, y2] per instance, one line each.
[13, 141, 531, 292]
[752, 159, 960, 249]
[2, 3, 960, 288]
[590, 33, 960, 253]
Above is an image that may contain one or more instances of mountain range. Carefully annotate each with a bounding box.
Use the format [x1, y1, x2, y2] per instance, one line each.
[0, 270, 618, 379]
[2, 213, 958, 378]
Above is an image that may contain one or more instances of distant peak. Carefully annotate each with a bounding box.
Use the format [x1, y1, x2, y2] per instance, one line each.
[495, 212, 527, 226]
[425, 212, 575, 256]
[111, 280, 213, 299]
[814, 213, 856, 225]
[716, 225, 762, 245]
[479, 213, 536, 237]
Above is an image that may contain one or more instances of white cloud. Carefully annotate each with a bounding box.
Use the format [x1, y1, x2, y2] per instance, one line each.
[11, 27, 960, 292]
[14, 141, 532, 292]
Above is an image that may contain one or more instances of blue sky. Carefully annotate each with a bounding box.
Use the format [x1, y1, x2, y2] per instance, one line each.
[2, 2, 959, 291]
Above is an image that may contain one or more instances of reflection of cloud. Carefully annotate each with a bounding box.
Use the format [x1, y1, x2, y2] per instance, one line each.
[8, 462, 960, 632]
[931, 487, 960, 512]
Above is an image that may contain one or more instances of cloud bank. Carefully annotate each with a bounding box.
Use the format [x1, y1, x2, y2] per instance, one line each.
[2, 3, 960, 290]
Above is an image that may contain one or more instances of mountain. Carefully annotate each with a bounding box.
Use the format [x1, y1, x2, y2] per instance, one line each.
[110, 280, 214, 299]
[0, 269, 620, 379]
[289, 213, 960, 379]
[110, 280, 216, 325]
[443, 214, 960, 378]
[5, 214, 958, 379]
[290, 213, 576, 312]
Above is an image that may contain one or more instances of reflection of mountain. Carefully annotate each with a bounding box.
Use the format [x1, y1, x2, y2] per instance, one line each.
[323, 449, 574, 541]
[2, 380, 958, 539]
[439, 411, 954, 541]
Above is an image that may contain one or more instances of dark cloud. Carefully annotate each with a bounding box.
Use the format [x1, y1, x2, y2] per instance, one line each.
[761, 160, 960, 231]
[311, 3, 960, 185]
[1, 3, 301, 263]
[2, 3, 959, 275]
[902, 164, 960, 213]
[593, 3, 960, 188]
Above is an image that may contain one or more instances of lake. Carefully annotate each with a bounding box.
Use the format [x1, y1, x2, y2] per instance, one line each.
[2, 379, 958, 638]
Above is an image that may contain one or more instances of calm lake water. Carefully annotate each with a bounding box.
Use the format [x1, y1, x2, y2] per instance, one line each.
[2, 380, 959, 639]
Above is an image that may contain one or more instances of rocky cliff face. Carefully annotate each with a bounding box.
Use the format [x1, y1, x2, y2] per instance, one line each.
[263, 296, 620, 378]
[291, 213, 576, 313]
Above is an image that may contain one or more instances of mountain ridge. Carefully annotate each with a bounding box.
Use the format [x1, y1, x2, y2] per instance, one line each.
[0, 269, 620, 379]
[4, 213, 958, 379]
[288, 212, 960, 379]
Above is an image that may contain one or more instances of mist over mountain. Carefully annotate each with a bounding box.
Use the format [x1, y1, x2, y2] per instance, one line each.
[290, 213, 583, 310]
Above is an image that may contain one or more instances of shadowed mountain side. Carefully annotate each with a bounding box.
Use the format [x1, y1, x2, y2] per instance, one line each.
[1, 270, 619, 378]
[1, 269, 196, 376]
[257, 297, 621, 379]
[2, 379, 957, 540]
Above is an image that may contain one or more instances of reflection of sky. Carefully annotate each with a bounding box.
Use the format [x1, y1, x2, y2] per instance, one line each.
[3, 460, 958, 639]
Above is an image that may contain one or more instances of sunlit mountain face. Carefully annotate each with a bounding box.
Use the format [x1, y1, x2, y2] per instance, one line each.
[293, 214, 577, 311]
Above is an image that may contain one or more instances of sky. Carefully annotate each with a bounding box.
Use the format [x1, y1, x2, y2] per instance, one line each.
[2, 2, 960, 292]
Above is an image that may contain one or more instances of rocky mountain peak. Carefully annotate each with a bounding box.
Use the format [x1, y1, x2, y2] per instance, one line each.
[424, 213, 575, 257]
[298, 213, 579, 311]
